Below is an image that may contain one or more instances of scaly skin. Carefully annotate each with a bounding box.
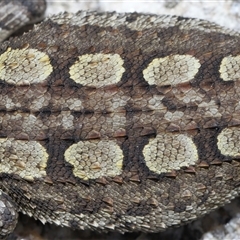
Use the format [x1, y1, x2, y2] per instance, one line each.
[0, 1, 240, 238]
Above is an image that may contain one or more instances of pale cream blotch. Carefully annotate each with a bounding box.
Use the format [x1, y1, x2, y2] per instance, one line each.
[0, 138, 48, 180]
[64, 139, 123, 180]
[217, 127, 240, 157]
[143, 133, 198, 173]
[69, 53, 125, 87]
[0, 47, 52, 85]
[143, 54, 200, 86]
[220, 55, 240, 81]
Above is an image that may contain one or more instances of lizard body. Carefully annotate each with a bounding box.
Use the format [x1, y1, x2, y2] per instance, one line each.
[0, 0, 240, 238]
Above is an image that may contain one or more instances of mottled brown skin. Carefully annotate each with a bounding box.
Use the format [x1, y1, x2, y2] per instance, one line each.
[0, 1, 240, 238]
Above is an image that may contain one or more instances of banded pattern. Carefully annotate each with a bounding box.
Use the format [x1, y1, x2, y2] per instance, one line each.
[0, 7, 240, 236]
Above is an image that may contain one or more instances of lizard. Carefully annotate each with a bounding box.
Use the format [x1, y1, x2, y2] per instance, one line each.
[0, 0, 240, 239]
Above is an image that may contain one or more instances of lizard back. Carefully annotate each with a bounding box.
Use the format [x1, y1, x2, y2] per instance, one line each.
[0, 11, 240, 232]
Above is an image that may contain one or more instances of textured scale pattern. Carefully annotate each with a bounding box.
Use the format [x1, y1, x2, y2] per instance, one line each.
[0, 1, 240, 238]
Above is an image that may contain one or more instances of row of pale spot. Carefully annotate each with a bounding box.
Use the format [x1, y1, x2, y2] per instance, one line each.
[0, 47, 240, 86]
[0, 126, 238, 180]
[0, 86, 230, 120]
